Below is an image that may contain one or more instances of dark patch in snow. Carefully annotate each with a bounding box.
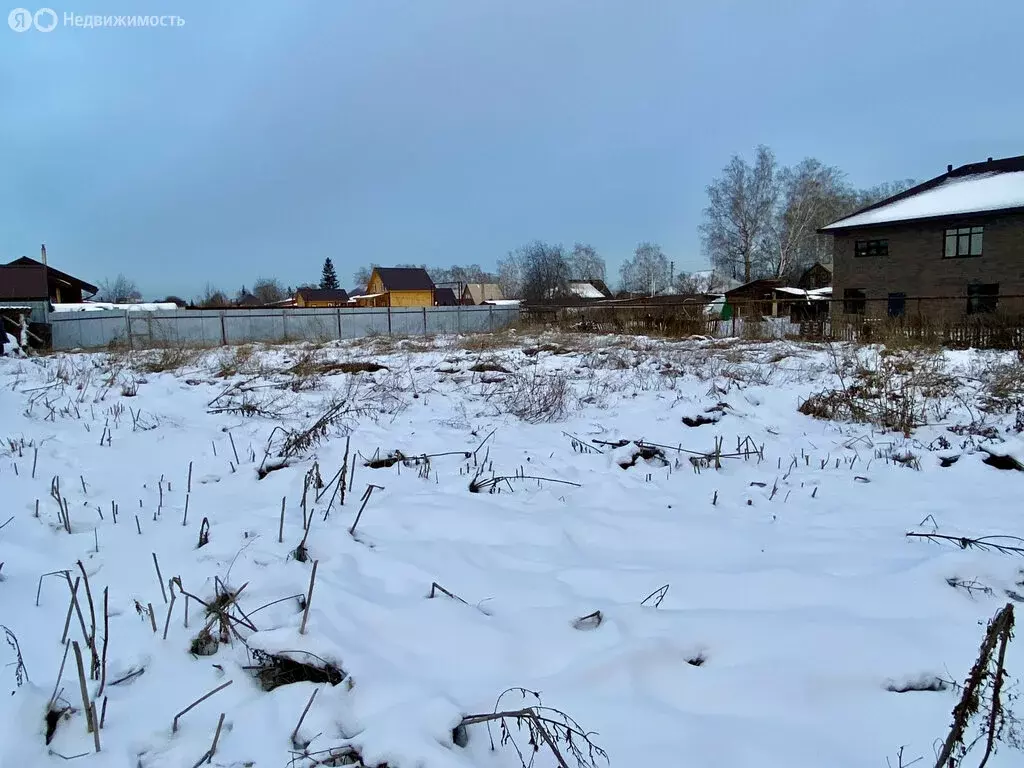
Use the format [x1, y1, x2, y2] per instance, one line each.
[617, 443, 668, 469]
[982, 452, 1024, 471]
[469, 362, 510, 374]
[257, 458, 292, 480]
[45, 706, 69, 745]
[682, 402, 731, 428]
[247, 649, 346, 692]
[572, 610, 603, 630]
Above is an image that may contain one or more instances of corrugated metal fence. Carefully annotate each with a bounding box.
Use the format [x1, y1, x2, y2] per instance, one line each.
[49, 305, 519, 350]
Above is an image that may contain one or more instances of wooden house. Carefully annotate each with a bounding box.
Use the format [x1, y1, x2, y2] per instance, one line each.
[358, 267, 435, 308]
[461, 283, 504, 305]
[294, 288, 350, 308]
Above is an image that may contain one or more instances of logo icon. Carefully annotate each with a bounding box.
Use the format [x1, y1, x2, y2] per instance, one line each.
[33, 7, 56, 31]
[8, 7, 32, 31]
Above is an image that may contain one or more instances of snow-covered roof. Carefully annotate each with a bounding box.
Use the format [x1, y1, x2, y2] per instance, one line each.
[483, 299, 521, 306]
[567, 282, 605, 300]
[823, 171, 1024, 230]
[52, 302, 179, 312]
[774, 286, 832, 299]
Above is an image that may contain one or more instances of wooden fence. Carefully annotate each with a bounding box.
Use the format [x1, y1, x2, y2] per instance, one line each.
[521, 295, 1024, 350]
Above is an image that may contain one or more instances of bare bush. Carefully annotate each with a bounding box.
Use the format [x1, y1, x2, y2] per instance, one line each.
[977, 359, 1024, 413]
[459, 688, 608, 768]
[799, 347, 955, 436]
[212, 345, 260, 378]
[137, 346, 203, 374]
[496, 369, 572, 423]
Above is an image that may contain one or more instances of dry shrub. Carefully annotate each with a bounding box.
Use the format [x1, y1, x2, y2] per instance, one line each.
[978, 359, 1024, 413]
[213, 344, 259, 377]
[289, 351, 387, 382]
[456, 331, 520, 353]
[498, 368, 572, 423]
[799, 347, 954, 436]
[138, 345, 203, 373]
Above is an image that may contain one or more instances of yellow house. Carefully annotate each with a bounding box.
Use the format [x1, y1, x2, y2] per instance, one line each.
[294, 288, 349, 308]
[359, 267, 435, 307]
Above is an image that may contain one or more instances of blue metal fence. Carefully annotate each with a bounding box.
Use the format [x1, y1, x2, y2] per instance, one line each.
[49, 305, 519, 350]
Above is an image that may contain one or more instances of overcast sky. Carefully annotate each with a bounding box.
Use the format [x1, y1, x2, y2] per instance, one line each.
[2, 0, 1022, 299]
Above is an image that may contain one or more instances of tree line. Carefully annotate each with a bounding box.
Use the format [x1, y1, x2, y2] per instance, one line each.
[700, 145, 915, 284]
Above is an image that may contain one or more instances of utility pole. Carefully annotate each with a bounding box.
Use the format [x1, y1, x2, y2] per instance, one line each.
[40, 243, 51, 322]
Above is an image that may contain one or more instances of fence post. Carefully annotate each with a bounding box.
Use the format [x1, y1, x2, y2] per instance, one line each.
[124, 310, 134, 350]
[336, 307, 342, 339]
[282, 310, 287, 343]
[457, 303, 462, 334]
[422, 307, 428, 335]
[387, 306, 392, 336]
[488, 304, 494, 332]
[219, 312, 227, 346]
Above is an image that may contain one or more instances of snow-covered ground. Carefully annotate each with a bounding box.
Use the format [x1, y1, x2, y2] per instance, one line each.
[2, 332, 1023, 767]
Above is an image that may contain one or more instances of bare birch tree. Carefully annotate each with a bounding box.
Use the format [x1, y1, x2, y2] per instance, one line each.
[619, 242, 670, 296]
[763, 159, 848, 280]
[699, 145, 780, 283]
[567, 243, 606, 282]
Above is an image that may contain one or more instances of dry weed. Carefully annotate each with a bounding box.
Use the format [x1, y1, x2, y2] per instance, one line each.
[495, 368, 572, 424]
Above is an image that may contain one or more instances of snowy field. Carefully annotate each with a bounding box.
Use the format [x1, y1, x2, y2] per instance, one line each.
[2, 331, 1024, 767]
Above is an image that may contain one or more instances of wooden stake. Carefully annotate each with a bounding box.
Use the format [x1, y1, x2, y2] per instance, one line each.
[147, 603, 157, 633]
[90, 702, 101, 752]
[72, 641, 94, 734]
[61, 577, 80, 644]
[291, 688, 318, 747]
[172, 680, 233, 733]
[278, 496, 285, 544]
[299, 560, 319, 635]
[98, 588, 110, 696]
[163, 589, 178, 640]
[49, 639, 71, 706]
[208, 712, 226, 763]
[153, 553, 168, 604]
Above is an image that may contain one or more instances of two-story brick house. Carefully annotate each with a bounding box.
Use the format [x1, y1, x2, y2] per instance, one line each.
[821, 155, 1024, 319]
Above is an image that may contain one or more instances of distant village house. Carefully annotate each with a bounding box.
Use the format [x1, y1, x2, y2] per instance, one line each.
[294, 287, 350, 308]
[355, 267, 435, 308]
[461, 283, 504, 305]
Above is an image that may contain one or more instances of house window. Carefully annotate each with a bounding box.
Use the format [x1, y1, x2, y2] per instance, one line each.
[967, 283, 998, 315]
[855, 239, 888, 258]
[887, 292, 906, 318]
[944, 226, 983, 258]
[844, 288, 866, 315]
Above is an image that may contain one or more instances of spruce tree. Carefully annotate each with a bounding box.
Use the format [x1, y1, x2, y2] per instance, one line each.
[320, 258, 339, 290]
